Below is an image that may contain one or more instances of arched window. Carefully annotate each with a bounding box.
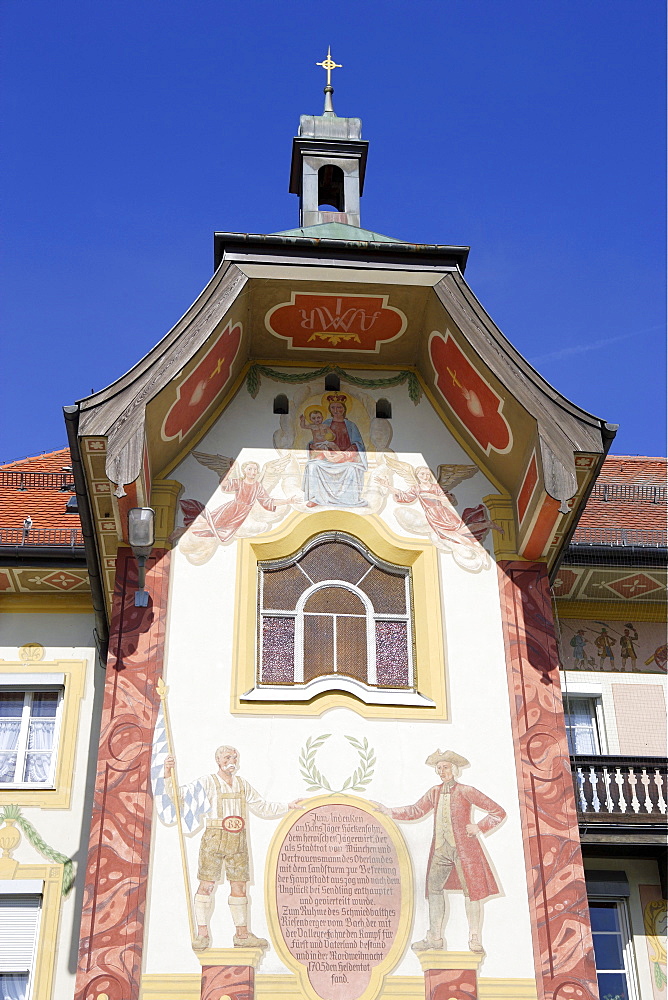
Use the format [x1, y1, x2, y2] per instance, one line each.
[257, 533, 415, 700]
[324, 373, 340, 391]
[317, 164, 345, 211]
[375, 398, 392, 419]
[273, 393, 289, 415]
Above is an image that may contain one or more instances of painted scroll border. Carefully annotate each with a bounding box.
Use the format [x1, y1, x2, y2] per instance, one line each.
[497, 560, 598, 1000]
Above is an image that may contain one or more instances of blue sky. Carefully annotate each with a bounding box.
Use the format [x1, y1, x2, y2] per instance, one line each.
[1, 0, 665, 462]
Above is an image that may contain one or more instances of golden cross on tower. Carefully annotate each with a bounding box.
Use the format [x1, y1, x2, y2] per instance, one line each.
[316, 46, 342, 88]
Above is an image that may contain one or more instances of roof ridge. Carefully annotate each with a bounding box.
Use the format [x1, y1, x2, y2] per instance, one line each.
[0, 447, 71, 470]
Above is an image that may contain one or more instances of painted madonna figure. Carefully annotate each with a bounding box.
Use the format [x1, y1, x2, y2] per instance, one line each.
[301, 394, 368, 507]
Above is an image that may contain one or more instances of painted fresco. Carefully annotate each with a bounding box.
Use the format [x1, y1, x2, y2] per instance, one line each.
[428, 330, 512, 456]
[136, 375, 539, 997]
[173, 382, 499, 573]
[161, 321, 243, 443]
[372, 749, 504, 956]
[558, 619, 667, 673]
[265, 293, 407, 352]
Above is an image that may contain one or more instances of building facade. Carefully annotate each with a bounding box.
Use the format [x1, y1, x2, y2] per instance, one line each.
[0, 86, 665, 1000]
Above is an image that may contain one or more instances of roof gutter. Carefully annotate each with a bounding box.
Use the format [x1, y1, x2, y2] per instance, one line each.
[549, 420, 619, 585]
[63, 404, 109, 663]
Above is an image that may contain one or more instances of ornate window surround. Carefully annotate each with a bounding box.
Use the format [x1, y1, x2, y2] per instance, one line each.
[0, 660, 87, 809]
[232, 510, 448, 719]
[0, 862, 64, 1000]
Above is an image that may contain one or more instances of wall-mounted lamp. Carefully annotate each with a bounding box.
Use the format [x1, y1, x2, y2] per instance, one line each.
[128, 507, 155, 607]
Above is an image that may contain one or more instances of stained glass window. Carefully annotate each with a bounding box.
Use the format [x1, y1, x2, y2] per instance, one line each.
[258, 533, 414, 693]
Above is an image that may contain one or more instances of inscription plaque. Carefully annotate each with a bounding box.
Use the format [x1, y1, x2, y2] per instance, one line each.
[268, 796, 411, 1000]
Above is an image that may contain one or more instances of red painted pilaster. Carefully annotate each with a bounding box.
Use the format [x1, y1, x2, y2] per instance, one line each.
[75, 547, 171, 1000]
[497, 561, 598, 1000]
[200, 963, 254, 1000]
[424, 967, 478, 999]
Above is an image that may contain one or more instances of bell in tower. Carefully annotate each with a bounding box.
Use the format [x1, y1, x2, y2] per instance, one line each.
[289, 48, 368, 228]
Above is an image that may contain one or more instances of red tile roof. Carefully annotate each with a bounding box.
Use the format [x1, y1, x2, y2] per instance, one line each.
[0, 448, 83, 542]
[576, 455, 667, 537]
[1, 448, 73, 474]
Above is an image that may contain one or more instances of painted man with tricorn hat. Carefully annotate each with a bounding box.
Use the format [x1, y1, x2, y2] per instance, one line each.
[372, 749, 505, 954]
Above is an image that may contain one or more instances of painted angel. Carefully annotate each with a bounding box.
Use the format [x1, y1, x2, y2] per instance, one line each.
[379, 459, 499, 570]
[179, 451, 300, 551]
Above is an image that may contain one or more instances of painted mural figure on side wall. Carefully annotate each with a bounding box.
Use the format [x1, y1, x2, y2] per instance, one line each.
[154, 741, 303, 951]
[372, 750, 505, 954]
[560, 620, 668, 673]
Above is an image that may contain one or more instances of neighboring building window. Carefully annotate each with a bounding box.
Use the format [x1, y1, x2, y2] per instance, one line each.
[257, 533, 417, 700]
[0, 689, 62, 787]
[564, 695, 603, 754]
[589, 898, 638, 1000]
[0, 893, 41, 1000]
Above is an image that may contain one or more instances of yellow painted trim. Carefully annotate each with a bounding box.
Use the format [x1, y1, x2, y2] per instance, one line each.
[0, 659, 87, 809]
[265, 794, 413, 1000]
[232, 509, 447, 719]
[554, 599, 667, 623]
[0, 594, 92, 614]
[140, 975, 200, 999]
[140, 972, 538, 999]
[482, 493, 523, 562]
[417, 950, 483, 972]
[0, 857, 64, 1000]
[151, 478, 183, 548]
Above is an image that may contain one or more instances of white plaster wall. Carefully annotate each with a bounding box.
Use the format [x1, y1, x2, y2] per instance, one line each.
[143, 377, 536, 983]
[562, 670, 668, 755]
[0, 612, 101, 1000]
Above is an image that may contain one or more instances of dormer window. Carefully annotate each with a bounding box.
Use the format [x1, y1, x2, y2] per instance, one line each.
[247, 533, 432, 707]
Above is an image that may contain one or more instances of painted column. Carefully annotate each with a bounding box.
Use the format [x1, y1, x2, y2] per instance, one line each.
[419, 952, 483, 1000]
[497, 561, 598, 1000]
[75, 547, 171, 1000]
[198, 948, 263, 1000]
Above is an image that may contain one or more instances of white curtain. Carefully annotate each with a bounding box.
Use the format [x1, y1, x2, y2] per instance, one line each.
[565, 698, 599, 754]
[0, 721, 20, 782]
[23, 719, 54, 784]
[0, 973, 28, 1000]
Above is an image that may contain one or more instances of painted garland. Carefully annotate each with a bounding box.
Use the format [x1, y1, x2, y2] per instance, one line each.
[299, 734, 376, 793]
[0, 804, 75, 896]
[245, 363, 422, 404]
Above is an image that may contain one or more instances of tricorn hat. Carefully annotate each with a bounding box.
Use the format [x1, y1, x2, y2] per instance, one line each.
[425, 749, 470, 769]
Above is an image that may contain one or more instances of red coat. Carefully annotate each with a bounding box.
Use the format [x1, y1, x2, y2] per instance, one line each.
[390, 782, 505, 901]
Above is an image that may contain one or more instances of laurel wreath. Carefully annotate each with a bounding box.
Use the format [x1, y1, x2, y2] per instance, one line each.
[299, 734, 376, 793]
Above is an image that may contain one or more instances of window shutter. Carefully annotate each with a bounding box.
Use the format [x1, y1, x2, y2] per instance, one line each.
[0, 895, 40, 971]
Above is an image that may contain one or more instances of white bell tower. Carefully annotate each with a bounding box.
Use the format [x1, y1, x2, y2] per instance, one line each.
[289, 48, 368, 228]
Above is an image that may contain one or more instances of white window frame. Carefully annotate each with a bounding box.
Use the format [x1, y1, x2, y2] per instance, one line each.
[0, 887, 43, 1000]
[0, 682, 64, 790]
[588, 896, 640, 1000]
[250, 533, 432, 707]
[563, 693, 607, 755]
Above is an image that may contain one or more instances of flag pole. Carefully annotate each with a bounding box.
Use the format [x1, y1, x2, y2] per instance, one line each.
[156, 677, 196, 943]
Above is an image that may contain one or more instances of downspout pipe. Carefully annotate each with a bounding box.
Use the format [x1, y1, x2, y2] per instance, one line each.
[63, 404, 109, 663]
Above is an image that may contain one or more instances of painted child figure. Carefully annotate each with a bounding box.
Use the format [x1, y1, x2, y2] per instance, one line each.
[373, 750, 505, 955]
[300, 406, 338, 458]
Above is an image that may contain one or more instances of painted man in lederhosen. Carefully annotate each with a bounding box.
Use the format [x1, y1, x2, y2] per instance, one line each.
[164, 745, 303, 951]
[373, 750, 505, 954]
